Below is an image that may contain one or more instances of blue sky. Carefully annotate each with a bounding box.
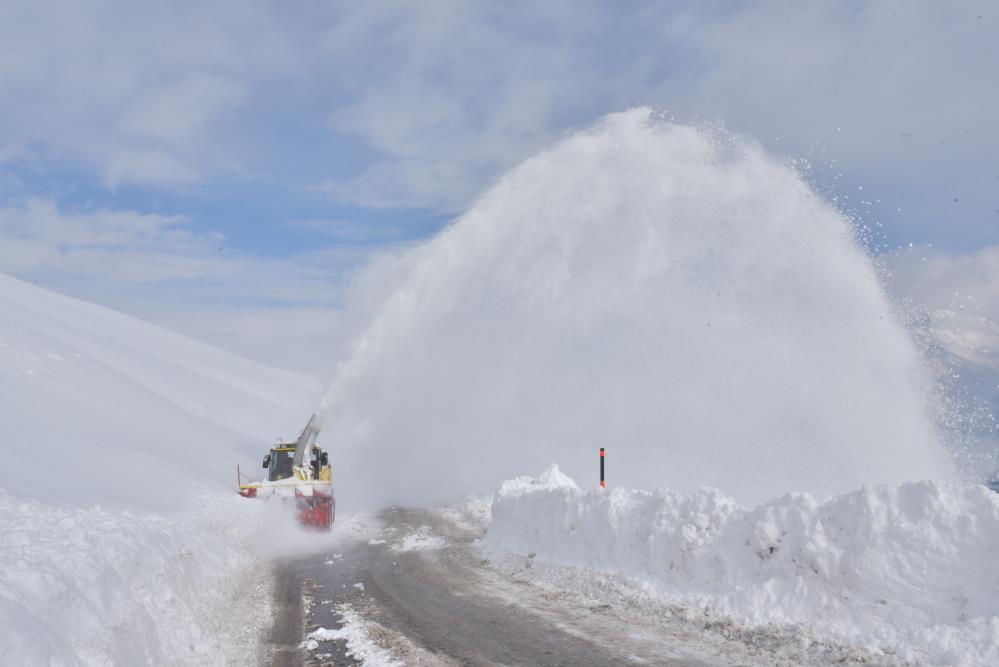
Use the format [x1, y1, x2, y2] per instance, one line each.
[1, 1, 997, 371]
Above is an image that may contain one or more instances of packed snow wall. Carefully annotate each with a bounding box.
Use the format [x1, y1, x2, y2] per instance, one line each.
[481, 466, 999, 666]
[320, 108, 954, 509]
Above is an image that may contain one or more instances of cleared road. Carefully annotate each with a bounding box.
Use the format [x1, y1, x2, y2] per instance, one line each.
[267, 508, 738, 667]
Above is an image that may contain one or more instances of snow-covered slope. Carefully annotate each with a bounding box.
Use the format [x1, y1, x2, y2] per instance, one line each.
[0, 273, 323, 664]
[483, 466, 999, 667]
[0, 272, 321, 510]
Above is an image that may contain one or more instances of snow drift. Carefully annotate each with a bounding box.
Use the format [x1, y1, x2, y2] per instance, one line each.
[320, 108, 953, 511]
[483, 466, 999, 666]
[0, 273, 321, 663]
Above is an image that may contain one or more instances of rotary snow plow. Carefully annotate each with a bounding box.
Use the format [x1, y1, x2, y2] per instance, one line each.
[237, 414, 335, 530]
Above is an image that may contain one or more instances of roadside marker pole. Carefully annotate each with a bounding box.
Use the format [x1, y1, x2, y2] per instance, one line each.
[600, 448, 605, 489]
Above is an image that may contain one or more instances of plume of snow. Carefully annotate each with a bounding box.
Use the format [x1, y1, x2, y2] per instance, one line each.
[319, 109, 952, 510]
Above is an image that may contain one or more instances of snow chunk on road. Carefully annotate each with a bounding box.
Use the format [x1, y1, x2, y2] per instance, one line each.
[482, 465, 999, 666]
[305, 604, 402, 666]
[392, 525, 445, 552]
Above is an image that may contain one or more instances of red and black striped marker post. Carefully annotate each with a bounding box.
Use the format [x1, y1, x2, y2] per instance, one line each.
[600, 447, 605, 489]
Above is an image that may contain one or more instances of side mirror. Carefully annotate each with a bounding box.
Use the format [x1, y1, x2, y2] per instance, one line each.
[262, 454, 271, 469]
[320, 452, 329, 466]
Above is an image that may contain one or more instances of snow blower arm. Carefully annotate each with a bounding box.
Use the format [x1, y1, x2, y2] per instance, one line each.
[292, 413, 320, 468]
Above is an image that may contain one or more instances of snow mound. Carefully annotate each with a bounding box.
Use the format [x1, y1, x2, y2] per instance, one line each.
[0, 490, 270, 665]
[496, 463, 580, 497]
[483, 467, 999, 666]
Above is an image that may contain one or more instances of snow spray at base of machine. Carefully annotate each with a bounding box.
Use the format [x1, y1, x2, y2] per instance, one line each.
[320, 108, 955, 510]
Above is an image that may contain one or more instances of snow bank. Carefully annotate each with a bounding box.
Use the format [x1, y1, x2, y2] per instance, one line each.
[483, 466, 999, 666]
[0, 490, 271, 665]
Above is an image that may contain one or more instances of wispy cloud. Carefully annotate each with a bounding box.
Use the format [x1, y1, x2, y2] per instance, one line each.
[288, 218, 406, 245]
[0, 199, 194, 248]
[0, 1, 292, 188]
[0, 198, 380, 300]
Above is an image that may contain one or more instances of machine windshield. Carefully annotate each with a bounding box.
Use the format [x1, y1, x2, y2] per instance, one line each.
[268, 449, 295, 481]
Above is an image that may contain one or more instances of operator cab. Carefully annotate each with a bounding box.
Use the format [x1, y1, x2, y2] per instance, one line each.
[262, 447, 295, 481]
[262, 444, 331, 482]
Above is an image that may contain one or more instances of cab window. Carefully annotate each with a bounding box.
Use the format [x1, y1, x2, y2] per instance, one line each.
[268, 450, 294, 481]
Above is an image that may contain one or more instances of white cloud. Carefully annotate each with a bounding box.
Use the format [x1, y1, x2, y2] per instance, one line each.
[0, 1, 292, 188]
[319, 160, 489, 211]
[120, 73, 245, 147]
[289, 218, 406, 244]
[103, 150, 199, 188]
[670, 3, 999, 171]
[316, 2, 607, 209]
[0, 199, 201, 250]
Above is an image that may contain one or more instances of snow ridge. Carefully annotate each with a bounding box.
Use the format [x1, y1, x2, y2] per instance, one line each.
[483, 465, 999, 666]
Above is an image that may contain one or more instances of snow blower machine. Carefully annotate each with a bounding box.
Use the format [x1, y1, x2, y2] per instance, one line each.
[237, 414, 335, 530]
